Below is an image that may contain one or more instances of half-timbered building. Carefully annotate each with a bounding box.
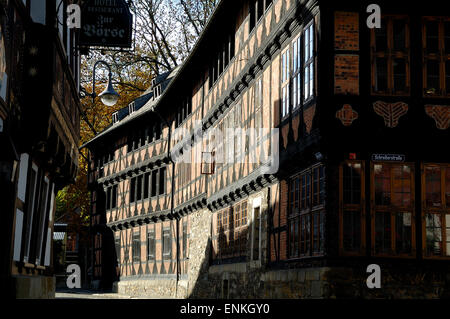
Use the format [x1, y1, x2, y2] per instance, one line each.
[84, 0, 450, 298]
[1, 0, 80, 298]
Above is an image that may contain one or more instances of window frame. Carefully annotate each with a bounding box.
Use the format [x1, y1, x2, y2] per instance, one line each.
[35, 176, 50, 265]
[292, 34, 302, 110]
[147, 229, 156, 261]
[422, 163, 450, 259]
[23, 163, 39, 263]
[422, 17, 450, 97]
[162, 227, 172, 260]
[251, 205, 261, 261]
[115, 234, 121, 264]
[339, 160, 366, 256]
[129, 177, 136, 203]
[151, 169, 158, 197]
[280, 21, 316, 120]
[132, 231, 140, 263]
[249, 0, 274, 33]
[159, 167, 166, 195]
[288, 163, 325, 259]
[214, 200, 248, 261]
[112, 185, 118, 208]
[281, 46, 290, 119]
[370, 162, 416, 258]
[370, 15, 411, 96]
[303, 22, 315, 102]
[254, 77, 263, 144]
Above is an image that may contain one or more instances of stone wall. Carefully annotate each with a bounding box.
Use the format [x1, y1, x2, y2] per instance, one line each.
[323, 266, 450, 299]
[188, 190, 271, 299]
[190, 265, 450, 299]
[116, 276, 189, 298]
[187, 208, 212, 298]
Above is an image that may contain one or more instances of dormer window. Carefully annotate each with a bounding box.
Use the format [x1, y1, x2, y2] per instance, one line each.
[112, 112, 119, 124]
[129, 102, 135, 114]
[154, 85, 161, 99]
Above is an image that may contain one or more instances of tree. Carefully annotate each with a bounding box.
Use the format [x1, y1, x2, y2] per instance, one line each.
[57, 0, 217, 229]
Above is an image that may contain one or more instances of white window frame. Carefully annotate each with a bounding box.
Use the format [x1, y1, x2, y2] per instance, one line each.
[13, 209, 24, 261]
[128, 102, 135, 114]
[36, 176, 50, 265]
[23, 163, 39, 263]
[304, 23, 315, 101]
[292, 35, 302, 109]
[281, 48, 290, 118]
[112, 112, 119, 124]
[17, 153, 29, 202]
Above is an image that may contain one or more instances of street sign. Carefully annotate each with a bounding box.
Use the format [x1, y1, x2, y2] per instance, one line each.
[371, 154, 406, 162]
[79, 0, 133, 48]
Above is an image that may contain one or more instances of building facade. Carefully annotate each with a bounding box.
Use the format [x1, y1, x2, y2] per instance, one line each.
[85, 0, 450, 298]
[0, 0, 80, 298]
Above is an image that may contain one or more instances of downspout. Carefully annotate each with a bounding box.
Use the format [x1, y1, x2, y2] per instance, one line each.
[267, 186, 271, 266]
[88, 149, 95, 288]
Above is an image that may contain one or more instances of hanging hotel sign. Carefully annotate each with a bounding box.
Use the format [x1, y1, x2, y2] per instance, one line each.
[371, 154, 406, 162]
[79, 0, 133, 48]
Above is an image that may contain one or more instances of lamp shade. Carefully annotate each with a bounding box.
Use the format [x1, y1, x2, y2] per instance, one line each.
[99, 78, 120, 106]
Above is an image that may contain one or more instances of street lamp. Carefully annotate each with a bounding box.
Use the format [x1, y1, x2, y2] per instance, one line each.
[82, 60, 120, 107]
[79, 60, 120, 135]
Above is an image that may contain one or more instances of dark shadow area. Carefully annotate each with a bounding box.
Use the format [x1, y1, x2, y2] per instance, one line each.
[187, 205, 264, 299]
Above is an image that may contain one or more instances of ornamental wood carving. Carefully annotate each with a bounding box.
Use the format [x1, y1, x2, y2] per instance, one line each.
[336, 104, 358, 126]
[373, 101, 408, 128]
[425, 105, 450, 130]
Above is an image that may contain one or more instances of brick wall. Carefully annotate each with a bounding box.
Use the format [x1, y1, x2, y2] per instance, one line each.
[334, 12, 359, 51]
[334, 55, 360, 95]
[334, 11, 360, 96]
